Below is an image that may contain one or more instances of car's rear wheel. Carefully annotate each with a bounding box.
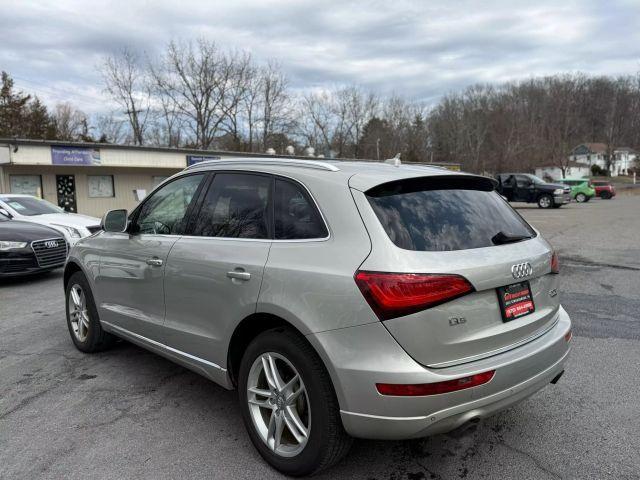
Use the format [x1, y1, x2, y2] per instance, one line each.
[538, 194, 553, 208]
[238, 328, 352, 476]
[601, 191, 612, 199]
[575, 193, 587, 203]
[65, 271, 115, 353]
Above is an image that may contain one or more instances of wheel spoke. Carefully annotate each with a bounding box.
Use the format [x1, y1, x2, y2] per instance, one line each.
[284, 406, 308, 443]
[286, 383, 305, 404]
[261, 355, 278, 392]
[266, 410, 285, 451]
[282, 373, 299, 394]
[70, 288, 81, 308]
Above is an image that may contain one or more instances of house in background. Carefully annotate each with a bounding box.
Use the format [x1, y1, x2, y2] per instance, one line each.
[568, 143, 636, 176]
[535, 161, 591, 182]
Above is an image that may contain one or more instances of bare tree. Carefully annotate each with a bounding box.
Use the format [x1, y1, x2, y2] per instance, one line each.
[101, 48, 150, 145]
[94, 113, 127, 143]
[151, 39, 240, 149]
[52, 102, 88, 140]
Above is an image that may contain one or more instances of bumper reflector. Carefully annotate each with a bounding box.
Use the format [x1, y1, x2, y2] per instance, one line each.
[376, 370, 495, 396]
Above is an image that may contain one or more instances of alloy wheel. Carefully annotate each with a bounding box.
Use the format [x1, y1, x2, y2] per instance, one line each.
[539, 196, 551, 208]
[68, 284, 89, 342]
[246, 352, 310, 458]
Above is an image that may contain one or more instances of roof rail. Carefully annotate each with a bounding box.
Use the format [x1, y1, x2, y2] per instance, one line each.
[185, 158, 340, 172]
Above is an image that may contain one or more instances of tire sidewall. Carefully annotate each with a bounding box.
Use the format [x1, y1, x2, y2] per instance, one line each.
[538, 194, 553, 208]
[576, 193, 586, 203]
[238, 330, 335, 476]
[65, 272, 102, 352]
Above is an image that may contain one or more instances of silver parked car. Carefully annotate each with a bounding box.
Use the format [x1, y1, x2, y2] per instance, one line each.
[63, 158, 572, 475]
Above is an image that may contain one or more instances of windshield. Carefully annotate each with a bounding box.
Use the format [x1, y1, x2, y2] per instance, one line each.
[0, 213, 9, 222]
[0, 196, 64, 216]
[367, 185, 536, 252]
[526, 174, 548, 184]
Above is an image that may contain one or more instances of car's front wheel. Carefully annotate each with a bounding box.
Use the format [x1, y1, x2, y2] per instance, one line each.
[238, 328, 352, 476]
[538, 194, 553, 208]
[575, 193, 587, 203]
[65, 271, 115, 353]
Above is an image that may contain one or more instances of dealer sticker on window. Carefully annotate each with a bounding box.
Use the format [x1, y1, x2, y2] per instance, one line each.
[497, 281, 535, 322]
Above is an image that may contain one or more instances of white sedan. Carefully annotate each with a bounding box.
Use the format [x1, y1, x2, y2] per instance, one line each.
[0, 194, 101, 245]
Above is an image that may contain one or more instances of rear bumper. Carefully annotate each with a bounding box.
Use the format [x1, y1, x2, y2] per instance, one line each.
[307, 306, 571, 440]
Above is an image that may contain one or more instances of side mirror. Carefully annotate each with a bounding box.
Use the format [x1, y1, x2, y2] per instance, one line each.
[101, 209, 128, 233]
[0, 207, 13, 219]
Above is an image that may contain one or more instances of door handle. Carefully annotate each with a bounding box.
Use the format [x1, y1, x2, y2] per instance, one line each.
[227, 270, 251, 281]
[146, 258, 163, 266]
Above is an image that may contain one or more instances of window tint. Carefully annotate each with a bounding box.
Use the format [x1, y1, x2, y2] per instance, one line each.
[515, 175, 532, 188]
[134, 174, 204, 235]
[192, 173, 270, 239]
[274, 179, 327, 240]
[367, 183, 536, 252]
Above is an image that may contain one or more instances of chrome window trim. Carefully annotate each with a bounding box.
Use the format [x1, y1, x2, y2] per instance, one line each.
[102, 321, 226, 372]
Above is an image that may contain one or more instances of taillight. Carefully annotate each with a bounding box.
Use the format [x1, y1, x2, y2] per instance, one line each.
[551, 252, 560, 274]
[354, 271, 474, 320]
[376, 370, 495, 396]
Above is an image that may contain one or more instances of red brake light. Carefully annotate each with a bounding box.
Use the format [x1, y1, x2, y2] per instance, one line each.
[354, 271, 474, 320]
[376, 370, 495, 396]
[551, 252, 560, 274]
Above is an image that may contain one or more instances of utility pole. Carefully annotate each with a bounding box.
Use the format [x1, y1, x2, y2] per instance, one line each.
[376, 138, 380, 160]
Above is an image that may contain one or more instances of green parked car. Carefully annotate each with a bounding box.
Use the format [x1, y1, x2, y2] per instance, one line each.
[558, 178, 596, 203]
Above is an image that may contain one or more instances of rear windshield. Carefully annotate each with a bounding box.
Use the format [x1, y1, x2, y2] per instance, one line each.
[366, 177, 536, 251]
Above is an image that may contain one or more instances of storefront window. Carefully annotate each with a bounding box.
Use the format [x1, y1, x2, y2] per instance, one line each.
[10, 175, 42, 197]
[88, 175, 115, 198]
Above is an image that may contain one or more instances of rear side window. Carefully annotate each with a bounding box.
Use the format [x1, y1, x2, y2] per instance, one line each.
[192, 173, 270, 239]
[274, 179, 327, 239]
[366, 176, 536, 251]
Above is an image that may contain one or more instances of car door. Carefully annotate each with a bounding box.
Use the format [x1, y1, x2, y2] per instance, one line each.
[96, 173, 208, 341]
[514, 175, 534, 201]
[162, 172, 272, 369]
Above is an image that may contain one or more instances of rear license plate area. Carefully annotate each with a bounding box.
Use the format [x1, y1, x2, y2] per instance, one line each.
[497, 281, 535, 322]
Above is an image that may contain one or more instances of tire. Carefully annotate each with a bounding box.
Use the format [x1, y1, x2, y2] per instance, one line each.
[65, 271, 115, 353]
[537, 194, 553, 209]
[601, 191, 611, 199]
[238, 328, 352, 476]
[575, 193, 587, 203]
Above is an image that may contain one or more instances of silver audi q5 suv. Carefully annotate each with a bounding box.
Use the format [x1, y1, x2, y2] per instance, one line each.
[63, 158, 571, 475]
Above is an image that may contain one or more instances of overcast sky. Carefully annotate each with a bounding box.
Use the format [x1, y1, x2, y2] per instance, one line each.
[1, 0, 640, 114]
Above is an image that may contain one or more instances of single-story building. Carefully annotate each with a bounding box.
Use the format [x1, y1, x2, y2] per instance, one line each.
[0, 139, 460, 218]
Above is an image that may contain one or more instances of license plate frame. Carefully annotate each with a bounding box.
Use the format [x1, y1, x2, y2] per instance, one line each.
[497, 281, 535, 322]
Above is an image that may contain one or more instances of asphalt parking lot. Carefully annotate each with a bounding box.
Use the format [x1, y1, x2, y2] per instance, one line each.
[1, 195, 639, 480]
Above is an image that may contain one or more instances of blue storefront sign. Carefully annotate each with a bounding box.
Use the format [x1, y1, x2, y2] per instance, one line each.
[51, 146, 101, 165]
[186, 155, 221, 166]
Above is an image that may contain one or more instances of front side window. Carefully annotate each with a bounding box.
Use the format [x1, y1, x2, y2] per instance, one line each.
[134, 174, 204, 235]
[274, 179, 327, 239]
[366, 177, 536, 252]
[192, 173, 270, 239]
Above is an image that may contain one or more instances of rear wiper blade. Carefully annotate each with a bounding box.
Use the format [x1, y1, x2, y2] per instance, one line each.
[491, 231, 531, 245]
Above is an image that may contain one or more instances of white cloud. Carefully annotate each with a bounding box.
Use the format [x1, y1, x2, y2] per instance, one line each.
[1, 0, 639, 114]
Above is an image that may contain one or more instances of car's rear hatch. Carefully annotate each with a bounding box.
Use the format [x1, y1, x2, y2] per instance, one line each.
[350, 172, 561, 368]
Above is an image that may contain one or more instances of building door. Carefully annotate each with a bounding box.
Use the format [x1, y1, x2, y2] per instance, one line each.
[56, 175, 77, 212]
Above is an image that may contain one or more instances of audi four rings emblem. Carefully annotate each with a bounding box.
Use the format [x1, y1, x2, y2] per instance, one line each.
[44, 240, 59, 248]
[511, 262, 533, 279]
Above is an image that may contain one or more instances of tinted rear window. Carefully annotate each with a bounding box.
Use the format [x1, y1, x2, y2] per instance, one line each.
[366, 177, 536, 251]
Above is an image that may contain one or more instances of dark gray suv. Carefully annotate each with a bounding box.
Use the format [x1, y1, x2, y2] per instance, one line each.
[63, 158, 572, 475]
